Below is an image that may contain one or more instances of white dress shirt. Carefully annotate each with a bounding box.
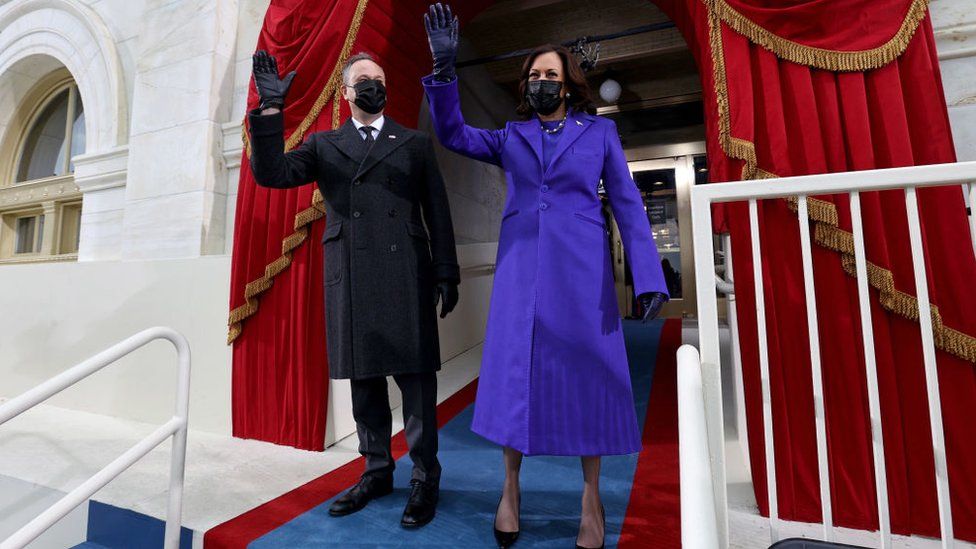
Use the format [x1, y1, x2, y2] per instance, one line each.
[352, 115, 385, 141]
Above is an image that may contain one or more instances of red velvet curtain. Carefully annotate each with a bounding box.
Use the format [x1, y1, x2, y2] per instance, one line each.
[229, 0, 493, 451]
[657, 0, 976, 540]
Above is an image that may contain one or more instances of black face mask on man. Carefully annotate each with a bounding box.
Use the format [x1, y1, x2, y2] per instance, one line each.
[526, 80, 564, 115]
[353, 79, 387, 114]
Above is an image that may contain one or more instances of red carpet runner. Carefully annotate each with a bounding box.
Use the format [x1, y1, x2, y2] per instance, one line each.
[619, 318, 683, 548]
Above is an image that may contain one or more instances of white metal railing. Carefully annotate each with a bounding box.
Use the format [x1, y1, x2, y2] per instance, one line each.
[677, 344, 720, 549]
[0, 327, 191, 549]
[685, 161, 976, 548]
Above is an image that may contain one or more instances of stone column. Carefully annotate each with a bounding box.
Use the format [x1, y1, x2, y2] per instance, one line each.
[932, 0, 976, 162]
[121, 0, 238, 259]
[74, 146, 129, 261]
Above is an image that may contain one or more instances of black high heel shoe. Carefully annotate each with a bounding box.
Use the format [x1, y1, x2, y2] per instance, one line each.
[493, 492, 520, 548]
[575, 505, 605, 549]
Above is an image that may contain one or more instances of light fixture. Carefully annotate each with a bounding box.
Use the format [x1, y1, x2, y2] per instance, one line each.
[599, 77, 622, 104]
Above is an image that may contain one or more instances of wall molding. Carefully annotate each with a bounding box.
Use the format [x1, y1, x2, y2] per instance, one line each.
[73, 146, 129, 193]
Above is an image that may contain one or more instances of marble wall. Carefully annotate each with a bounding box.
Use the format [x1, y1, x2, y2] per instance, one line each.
[932, 0, 976, 164]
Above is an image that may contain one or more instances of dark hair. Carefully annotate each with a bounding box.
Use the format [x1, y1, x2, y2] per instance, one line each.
[516, 44, 596, 118]
[342, 52, 378, 85]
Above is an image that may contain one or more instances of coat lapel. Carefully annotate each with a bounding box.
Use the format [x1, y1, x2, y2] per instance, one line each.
[325, 119, 365, 161]
[512, 121, 544, 176]
[544, 110, 592, 177]
[355, 117, 413, 180]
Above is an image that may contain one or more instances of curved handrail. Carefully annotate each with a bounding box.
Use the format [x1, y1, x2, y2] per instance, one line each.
[0, 327, 191, 549]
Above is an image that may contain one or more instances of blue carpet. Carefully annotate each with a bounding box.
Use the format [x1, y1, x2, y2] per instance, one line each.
[252, 319, 665, 548]
[71, 500, 194, 549]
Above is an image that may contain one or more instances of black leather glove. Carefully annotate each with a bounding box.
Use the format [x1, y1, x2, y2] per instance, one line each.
[252, 50, 296, 110]
[434, 282, 459, 318]
[424, 3, 459, 82]
[638, 292, 668, 323]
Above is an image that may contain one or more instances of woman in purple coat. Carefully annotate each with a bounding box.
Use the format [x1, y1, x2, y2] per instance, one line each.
[423, 5, 669, 548]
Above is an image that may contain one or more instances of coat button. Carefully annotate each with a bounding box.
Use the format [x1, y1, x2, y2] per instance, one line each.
[541, 184, 550, 193]
[540, 202, 549, 211]
[388, 209, 397, 217]
[353, 211, 362, 218]
[390, 244, 398, 252]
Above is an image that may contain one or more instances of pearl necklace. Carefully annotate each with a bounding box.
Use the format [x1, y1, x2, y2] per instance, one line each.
[540, 115, 567, 134]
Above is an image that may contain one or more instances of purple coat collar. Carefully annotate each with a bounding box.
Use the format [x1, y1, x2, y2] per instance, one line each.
[512, 109, 597, 176]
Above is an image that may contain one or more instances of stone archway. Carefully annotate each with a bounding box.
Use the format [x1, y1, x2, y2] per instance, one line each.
[0, 0, 128, 154]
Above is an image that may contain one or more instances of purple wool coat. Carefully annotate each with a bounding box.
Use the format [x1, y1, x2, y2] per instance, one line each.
[423, 76, 668, 456]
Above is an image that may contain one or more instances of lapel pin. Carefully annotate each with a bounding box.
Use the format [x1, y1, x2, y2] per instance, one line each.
[576, 120, 584, 127]
[389, 135, 397, 139]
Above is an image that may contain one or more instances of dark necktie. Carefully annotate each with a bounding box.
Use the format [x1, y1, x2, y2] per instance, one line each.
[360, 125, 375, 153]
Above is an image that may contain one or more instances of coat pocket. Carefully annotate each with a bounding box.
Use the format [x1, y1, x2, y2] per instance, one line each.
[501, 208, 520, 221]
[405, 221, 431, 279]
[574, 211, 606, 230]
[322, 221, 343, 286]
[571, 145, 600, 159]
[405, 220, 429, 241]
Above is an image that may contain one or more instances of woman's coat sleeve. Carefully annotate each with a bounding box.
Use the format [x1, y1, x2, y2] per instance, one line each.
[422, 75, 506, 166]
[601, 119, 669, 299]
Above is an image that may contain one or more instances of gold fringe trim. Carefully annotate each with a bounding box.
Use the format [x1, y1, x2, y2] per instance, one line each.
[714, 0, 929, 72]
[705, 0, 976, 363]
[811, 223, 976, 363]
[707, 1, 759, 181]
[782, 199, 976, 362]
[785, 196, 839, 226]
[228, 0, 368, 345]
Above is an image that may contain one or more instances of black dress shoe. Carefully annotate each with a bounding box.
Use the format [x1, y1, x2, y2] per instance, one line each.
[328, 475, 393, 517]
[575, 505, 605, 549]
[400, 479, 439, 528]
[493, 493, 520, 548]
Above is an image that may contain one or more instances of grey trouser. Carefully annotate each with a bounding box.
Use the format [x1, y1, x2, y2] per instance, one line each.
[350, 371, 440, 484]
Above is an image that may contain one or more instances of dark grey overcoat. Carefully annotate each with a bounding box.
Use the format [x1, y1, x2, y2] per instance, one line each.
[248, 111, 460, 380]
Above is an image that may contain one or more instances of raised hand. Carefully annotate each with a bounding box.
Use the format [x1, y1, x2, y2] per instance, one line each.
[639, 292, 668, 323]
[252, 50, 296, 110]
[424, 3, 459, 82]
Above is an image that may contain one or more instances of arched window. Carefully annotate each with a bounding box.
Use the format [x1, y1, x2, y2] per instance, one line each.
[15, 84, 85, 183]
[1, 75, 85, 262]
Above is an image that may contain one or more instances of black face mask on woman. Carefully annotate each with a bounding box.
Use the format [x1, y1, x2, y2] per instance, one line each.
[526, 80, 564, 115]
[353, 79, 387, 114]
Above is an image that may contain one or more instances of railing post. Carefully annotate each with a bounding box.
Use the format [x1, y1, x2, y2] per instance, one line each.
[797, 196, 833, 540]
[163, 329, 191, 549]
[850, 192, 892, 548]
[691, 187, 728, 547]
[748, 199, 778, 544]
[905, 188, 954, 547]
[678, 344, 720, 549]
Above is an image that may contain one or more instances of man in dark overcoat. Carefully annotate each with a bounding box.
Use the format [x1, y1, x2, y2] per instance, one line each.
[247, 50, 460, 528]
